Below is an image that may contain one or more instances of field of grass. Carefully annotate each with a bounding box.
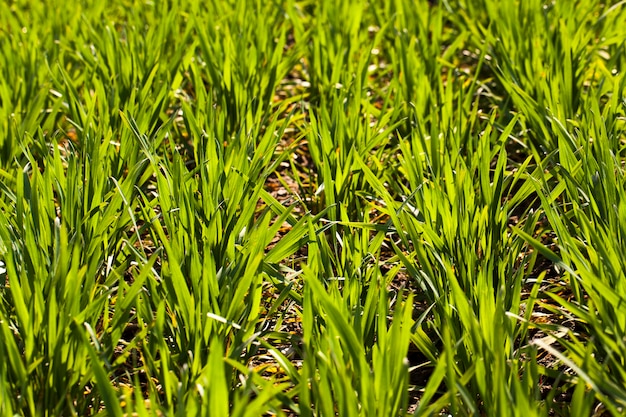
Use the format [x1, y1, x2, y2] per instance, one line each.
[1, 0, 625, 415]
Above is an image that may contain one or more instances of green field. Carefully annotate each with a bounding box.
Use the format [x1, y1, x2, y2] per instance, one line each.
[1, 0, 625, 415]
